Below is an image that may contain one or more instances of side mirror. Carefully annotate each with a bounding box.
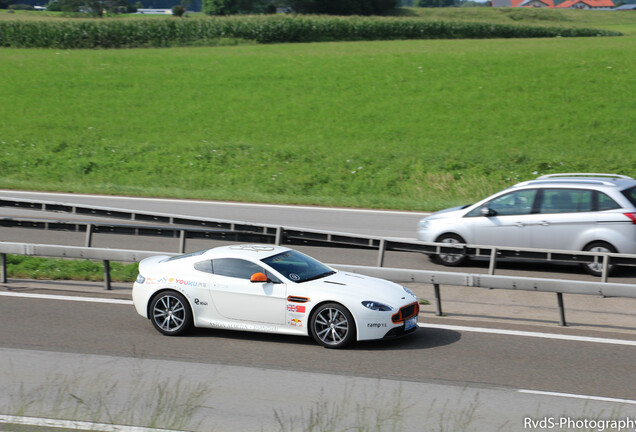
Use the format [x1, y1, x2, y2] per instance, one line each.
[480, 207, 496, 217]
[250, 272, 268, 283]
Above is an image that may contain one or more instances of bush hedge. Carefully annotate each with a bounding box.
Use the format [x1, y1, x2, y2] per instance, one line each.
[0, 15, 622, 49]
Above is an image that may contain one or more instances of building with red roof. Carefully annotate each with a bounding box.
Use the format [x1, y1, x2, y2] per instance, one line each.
[556, 0, 614, 8]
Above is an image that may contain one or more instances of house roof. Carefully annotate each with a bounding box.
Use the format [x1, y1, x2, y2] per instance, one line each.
[557, 0, 614, 7]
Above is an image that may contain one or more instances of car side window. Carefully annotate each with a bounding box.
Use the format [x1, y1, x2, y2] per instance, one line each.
[480, 189, 537, 216]
[621, 186, 636, 207]
[211, 258, 281, 283]
[539, 189, 592, 214]
[212, 258, 265, 280]
[194, 260, 213, 274]
[598, 192, 620, 211]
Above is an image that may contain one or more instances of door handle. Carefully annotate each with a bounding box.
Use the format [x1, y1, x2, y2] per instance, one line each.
[540, 221, 550, 226]
[515, 222, 524, 227]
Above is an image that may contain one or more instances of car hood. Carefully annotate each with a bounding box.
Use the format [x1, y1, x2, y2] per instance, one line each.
[307, 271, 416, 305]
[424, 204, 471, 220]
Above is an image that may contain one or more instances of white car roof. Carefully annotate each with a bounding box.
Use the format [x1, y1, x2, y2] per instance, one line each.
[201, 244, 292, 260]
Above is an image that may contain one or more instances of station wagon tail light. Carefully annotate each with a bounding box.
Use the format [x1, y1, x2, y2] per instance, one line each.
[624, 213, 636, 224]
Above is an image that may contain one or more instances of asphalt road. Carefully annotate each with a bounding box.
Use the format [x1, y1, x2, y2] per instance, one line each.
[0, 190, 427, 239]
[1, 294, 635, 431]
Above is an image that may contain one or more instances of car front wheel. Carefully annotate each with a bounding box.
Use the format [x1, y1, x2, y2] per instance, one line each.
[433, 233, 468, 266]
[150, 291, 193, 336]
[310, 303, 356, 349]
[582, 241, 616, 277]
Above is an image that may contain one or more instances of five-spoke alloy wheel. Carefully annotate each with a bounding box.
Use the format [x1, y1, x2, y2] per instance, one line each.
[310, 303, 356, 349]
[150, 291, 192, 336]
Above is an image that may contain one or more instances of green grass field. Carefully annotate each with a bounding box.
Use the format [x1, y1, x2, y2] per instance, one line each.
[1, 9, 635, 212]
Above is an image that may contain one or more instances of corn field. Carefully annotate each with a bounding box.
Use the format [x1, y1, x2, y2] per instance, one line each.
[0, 15, 622, 49]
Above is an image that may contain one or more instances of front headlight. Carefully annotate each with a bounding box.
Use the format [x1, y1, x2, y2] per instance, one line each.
[418, 220, 430, 230]
[362, 301, 393, 312]
[136, 274, 146, 284]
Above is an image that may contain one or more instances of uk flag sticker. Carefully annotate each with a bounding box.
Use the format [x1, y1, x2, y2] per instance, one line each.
[287, 304, 306, 313]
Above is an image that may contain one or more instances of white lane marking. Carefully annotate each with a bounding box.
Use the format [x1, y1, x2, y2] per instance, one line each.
[517, 390, 636, 405]
[0, 291, 132, 305]
[0, 414, 178, 431]
[419, 323, 636, 347]
[0, 190, 429, 216]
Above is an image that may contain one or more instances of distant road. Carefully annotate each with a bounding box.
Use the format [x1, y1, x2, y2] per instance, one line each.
[0, 190, 429, 239]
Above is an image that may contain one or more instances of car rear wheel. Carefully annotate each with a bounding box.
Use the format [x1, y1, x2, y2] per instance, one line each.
[310, 303, 356, 349]
[150, 291, 192, 336]
[582, 241, 616, 277]
[433, 233, 468, 266]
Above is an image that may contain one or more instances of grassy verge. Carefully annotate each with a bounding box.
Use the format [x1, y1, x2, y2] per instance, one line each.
[4, 255, 138, 282]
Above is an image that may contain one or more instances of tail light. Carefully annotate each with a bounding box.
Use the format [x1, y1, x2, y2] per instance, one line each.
[624, 213, 636, 224]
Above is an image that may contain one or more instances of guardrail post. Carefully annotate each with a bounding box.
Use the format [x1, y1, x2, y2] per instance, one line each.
[557, 293, 566, 326]
[275, 227, 283, 246]
[85, 224, 93, 247]
[179, 230, 186, 253]
[1, 253, 6, 283]
[601, 255, 609, 283]
[377, 239, 386, 267]
[488, 248, 498, 275]
[103, 260, 111, 291]
[434, 283, 443, 316]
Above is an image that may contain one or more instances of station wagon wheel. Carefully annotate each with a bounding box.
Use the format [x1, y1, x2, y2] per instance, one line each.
[310, 303, 356, 349]
[150, 291, 192, 336]
[582, 241, 616, 277]
[433, 233, 468, 266]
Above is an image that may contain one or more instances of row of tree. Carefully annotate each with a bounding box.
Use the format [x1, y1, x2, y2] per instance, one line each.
[201, 0, 398, 15]
[0, 0, 486, 15]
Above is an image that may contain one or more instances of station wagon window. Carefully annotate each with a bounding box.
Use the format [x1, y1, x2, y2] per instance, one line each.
[467, 189, 537, 217]
[539, 189, 592, 214]
[621, 186, 636, 207]
[598, 192, 621, 211]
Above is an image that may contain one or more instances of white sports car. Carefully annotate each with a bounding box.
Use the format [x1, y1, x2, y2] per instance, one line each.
[132, 244, 419, 349]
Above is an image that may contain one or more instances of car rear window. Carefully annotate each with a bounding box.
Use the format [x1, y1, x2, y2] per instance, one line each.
[621, 186, 636, 207]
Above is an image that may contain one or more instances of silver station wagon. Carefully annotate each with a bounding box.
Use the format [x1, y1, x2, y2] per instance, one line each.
[417, 173, 636, 275]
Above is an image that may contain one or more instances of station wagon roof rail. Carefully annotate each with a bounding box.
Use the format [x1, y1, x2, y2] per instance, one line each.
[513, 173, 635, 188]
[537, 173, 633, 180]
[520, 179, 624, 187]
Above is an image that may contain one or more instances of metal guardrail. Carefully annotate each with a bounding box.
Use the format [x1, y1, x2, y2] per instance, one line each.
[2, 215, 636, 282]
[1, 241, 635, 326]
[2, 196, 636, 326]
[3, 196, 636, 280]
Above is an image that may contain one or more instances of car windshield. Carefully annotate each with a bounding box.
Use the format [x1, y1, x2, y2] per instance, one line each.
[262, 250, 335, 283]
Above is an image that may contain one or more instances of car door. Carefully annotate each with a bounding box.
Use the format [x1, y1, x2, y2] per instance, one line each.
[209, 258, 287, 324]
[468, 189, 537, 248]
[530, 188, 604, 250]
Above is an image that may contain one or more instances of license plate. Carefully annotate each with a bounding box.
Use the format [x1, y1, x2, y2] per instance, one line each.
[404, 316, 417, 331]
